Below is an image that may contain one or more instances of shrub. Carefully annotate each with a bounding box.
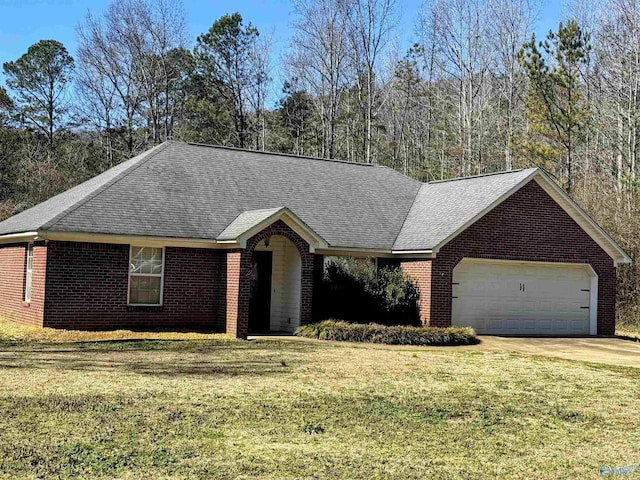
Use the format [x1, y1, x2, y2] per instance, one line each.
[295, 320, 478, 346]
[317, 257, 420, 326]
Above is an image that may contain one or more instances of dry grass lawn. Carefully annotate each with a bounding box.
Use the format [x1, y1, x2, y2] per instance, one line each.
[0, 319, 638, 479]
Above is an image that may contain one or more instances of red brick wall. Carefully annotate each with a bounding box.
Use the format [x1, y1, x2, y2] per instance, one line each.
[399, 259, 432, 326]
[0, 242, 46, 327]
[44, 241, 226, 331]
[225, 250, 243, 337]
[426, 180, 617, 334]
[226, 220, 314, 338]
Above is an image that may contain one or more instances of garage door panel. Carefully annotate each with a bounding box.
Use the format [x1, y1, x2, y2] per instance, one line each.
[452, 259, 593, 335]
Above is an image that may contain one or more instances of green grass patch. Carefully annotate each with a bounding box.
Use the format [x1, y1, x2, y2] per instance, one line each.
[295, 320, 478, 345]
[0, 331, 637, 478]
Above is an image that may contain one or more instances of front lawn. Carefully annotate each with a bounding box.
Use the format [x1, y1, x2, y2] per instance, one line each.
[0, 323, 638, 478]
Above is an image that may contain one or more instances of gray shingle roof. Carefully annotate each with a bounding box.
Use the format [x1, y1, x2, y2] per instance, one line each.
[0, 142, 628, 261]
[0, 141, 422, 250]
[0, 142, 169, 237]
[0, 141, 548, 250]
[393, 169, 538, 250]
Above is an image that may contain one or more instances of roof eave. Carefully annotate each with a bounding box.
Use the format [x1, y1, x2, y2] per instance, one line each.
[38, 230, 234, 249]
[0, 231, 40, 244]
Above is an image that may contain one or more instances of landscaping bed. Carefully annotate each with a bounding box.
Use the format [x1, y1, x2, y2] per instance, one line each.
[295, 320, 478, 345]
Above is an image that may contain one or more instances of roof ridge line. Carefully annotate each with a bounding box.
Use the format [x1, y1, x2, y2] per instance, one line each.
[41, 142, 172, 231]
[391, 182, 425, 250]
[428, 168, 528, 184]
[182, 141, 378, 167]
[374, 164, 424, 186]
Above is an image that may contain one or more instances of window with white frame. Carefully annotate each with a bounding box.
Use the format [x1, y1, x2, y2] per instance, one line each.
[24, 243, 33, 302]
[128, 246, 164, 305]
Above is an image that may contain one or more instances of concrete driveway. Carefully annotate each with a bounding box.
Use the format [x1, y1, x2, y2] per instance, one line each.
[470, 336, 640, 368]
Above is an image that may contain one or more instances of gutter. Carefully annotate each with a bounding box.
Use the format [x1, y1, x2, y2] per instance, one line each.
[0, 231, 39, 243]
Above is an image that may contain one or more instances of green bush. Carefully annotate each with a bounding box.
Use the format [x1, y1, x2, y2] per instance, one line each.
[295, 320, 478, 346]
[317, 257, 420, 326]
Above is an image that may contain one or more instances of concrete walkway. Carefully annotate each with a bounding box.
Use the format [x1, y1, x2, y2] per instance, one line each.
[249, 334, 640, 368]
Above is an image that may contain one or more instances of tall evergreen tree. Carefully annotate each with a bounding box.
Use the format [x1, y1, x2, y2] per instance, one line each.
[3, 40, 74, 151]
[195, 13, 262, 148]
[518, 20, 591, 193]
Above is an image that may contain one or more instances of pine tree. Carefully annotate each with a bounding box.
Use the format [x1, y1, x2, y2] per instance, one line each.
[518, 20, 591, 193]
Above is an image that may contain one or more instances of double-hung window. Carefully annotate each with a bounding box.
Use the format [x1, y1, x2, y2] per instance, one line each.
[24, 243, 33, 302]
[128, 246, 164, 305]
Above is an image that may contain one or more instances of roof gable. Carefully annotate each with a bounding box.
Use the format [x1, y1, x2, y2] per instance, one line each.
[531, 173, 631, 265]
[393, 168, 630, 265]
[217, 207, 327, 251]
[393, 169, 538, 251]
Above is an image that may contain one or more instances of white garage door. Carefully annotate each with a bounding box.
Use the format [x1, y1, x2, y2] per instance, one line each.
[452, 259, 595, 335]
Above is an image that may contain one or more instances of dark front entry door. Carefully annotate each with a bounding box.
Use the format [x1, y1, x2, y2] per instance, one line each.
[248, 251, 272, 333]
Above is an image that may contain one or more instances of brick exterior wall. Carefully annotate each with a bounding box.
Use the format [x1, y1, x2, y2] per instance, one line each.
[400, 180, 617, 334]
[0, 241, 46, 327]
[225, 250, 243, 337]
[44, 241, 226, 331]
[226, 220, 314, 339]
[399, 259, 432, 326]
[0, 223, 315, 337]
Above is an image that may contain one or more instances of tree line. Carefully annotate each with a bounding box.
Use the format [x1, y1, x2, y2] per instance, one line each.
[1, 0, 640, 325]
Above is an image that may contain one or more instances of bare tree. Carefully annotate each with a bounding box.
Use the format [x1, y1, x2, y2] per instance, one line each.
[591, 0, 640, 190]
[424, 0, 494, 174]
[128, 0, 187, 143]
[340, 0, 397, 163]
[77, 7, 143, 154]
[488, 0, 537, 170]
[289, 0, 349, 158]
[247, 33, 273, 150]
[75, 53, 118, 164]
[76, 0, 187, 153]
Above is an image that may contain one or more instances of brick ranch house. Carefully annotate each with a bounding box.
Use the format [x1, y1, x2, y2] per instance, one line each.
[0, 141, 631, 338]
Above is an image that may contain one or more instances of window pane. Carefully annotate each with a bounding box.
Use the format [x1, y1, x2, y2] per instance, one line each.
[26, 245, 33, 271]
[129, 285, 140, 304]
[129, 247, 162, 274]
[130, 247, 163, 274]
[25, 244, 33, 302]
[129, 275, 161, 305]
[25, 271, 32, 302]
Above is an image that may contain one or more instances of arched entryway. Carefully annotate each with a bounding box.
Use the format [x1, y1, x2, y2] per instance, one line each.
[225, 219, 316, 339]
[249, 235, 303, 333]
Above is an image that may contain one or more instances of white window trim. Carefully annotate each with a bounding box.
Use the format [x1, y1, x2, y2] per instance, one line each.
[127, 246, 165, 306]
[24, 243, 33, 303]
